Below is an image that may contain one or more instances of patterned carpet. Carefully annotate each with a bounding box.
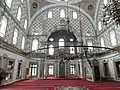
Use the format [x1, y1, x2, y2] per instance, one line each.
[1, 78, 120, 90]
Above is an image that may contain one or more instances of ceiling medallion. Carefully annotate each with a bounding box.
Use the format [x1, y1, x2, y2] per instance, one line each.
[32, 2, 38, 8]
[87, 4, 94, 10]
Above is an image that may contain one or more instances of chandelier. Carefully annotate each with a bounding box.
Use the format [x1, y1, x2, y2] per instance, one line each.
[102, 0, 120, 25]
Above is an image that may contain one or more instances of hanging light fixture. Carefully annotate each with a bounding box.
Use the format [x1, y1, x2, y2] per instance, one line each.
[66, 0, 70, 31]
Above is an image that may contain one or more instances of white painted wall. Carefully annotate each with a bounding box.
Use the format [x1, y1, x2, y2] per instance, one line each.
[0, 48, 28, 84]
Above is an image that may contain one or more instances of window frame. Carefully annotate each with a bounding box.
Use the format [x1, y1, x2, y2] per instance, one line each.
[32, 39, 39, 51]
[73, 11, 77, 19]
[70, 46, 75, 54]
[0, 16, 7, 37]
[110, 30, 117, 46]
[98, 21, 102, 31]
[17, 7, 22, 21]
[60, 9, 65, 18]
[49, 44, 54, 55]
[59, 38, 65, 49]
[100, 37, 105, 50]
[70, 64, 75, 75]
[12, 28, 18, 45]
[21, 36, 25, 49]
[48, 65, 54, 75]
[48, 11, 53, 19]
[24, 18, 27, 29]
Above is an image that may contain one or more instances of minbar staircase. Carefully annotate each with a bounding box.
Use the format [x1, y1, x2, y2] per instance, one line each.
[84, 58, 94, 81]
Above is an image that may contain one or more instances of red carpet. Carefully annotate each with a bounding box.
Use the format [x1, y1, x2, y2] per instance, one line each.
[1, 78, 120, 90]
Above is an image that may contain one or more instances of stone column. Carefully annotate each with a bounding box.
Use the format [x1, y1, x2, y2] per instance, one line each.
[55, 61, 57, 77]
[65, 61, 67, 77]
[40, 60, 45, 78]
[13, 59, 18, 81]
[79, 60, 83, 78]
[66, 61, 70, 77]
[76, 61, 79, 76]
[37, 61, 41, 78]
[67, 61, 70, 76]
[1, 57, 7, 70]
[58, 62, 59, 77]
[44, 62, 48, 78]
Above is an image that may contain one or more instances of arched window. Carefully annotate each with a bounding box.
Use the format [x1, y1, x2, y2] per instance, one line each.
[73, 12, 77, 19]
[98, 21, 102, 31]
[101, 37, 105, 50]
[21, 36, 25, 49]
[13, 28, 18, 45]
[103, 0, 108, 5]
[110, 30, 117, 46]
[87, 40, 93, 51]
[24, 19, 27, 29]
[49, 44, 54, 55]
[32, 39, 38, 51]
[17, 7, 21, 21]
[48, 11, 52, 18]
[5, 0, 12, 8]
[60, 9, 65, 18]
[0, 16, 7, 37]
[70, 47, 75, 54]
[59, 38, 64, 48]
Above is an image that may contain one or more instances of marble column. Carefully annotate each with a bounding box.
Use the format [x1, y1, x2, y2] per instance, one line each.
[37, 61, 41, 78]
[76, 61, 79, 76]
[44, 62, 48, 77]
[1, 57, 7, 70]
[58, 62, 59, 77]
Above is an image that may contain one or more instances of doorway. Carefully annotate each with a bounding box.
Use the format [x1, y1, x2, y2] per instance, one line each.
[115, 61, 120, 78]
[59, 61, 65, 78]
[94, 66, 100, 81]
[104, 63, 110, 77]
